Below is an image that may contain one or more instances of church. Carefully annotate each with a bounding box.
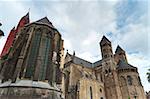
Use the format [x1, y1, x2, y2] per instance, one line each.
[0, 13, 64, 99]
[63, 36, 146, 99]
[0, 13, 146, 99]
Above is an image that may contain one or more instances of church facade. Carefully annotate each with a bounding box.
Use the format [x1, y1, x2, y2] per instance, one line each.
[63, 36, 146, 99]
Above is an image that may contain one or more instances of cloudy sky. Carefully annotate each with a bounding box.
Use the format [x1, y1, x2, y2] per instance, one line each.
[0, 0, 149, 91]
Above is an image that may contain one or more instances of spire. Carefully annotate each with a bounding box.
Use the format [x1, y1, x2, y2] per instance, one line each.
[115, 45, 125, 53]
[73, 51, 75, 56]
[20, 12, 30, 24]
[16, 12, 30, 33]
[100, 35, 111, 45]
[25, 12, 30, 23]
[72, 51, 76, 61]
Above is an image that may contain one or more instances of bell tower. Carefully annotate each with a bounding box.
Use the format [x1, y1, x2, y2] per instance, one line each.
[114, 45, 127, 64]
[100, 36, 122, 99]
[99, 36, 116, 70]
[100, 36, 113, 59]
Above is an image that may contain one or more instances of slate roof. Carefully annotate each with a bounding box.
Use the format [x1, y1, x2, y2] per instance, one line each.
[65, 53, 102, 68]
[73, 56, 93, 68]
[115, 45, 125, 53]
[36, 17, 54, 28]
[93, 60, 102, 67]
[117, 59, 137, 70]
[100, 35, 111, 45]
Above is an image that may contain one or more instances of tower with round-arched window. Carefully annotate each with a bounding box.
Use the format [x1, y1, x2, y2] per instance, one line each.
[100, 36, 122, 99]
[117, 59, 146, 99]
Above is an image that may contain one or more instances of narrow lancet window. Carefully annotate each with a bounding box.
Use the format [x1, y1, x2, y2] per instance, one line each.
[127, 75, 132, 85]
[90, 86, 93, 99]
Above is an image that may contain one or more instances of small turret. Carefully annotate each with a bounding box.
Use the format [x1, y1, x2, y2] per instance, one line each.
[100, 36, 113, 59]
[115, 45, 127, 64]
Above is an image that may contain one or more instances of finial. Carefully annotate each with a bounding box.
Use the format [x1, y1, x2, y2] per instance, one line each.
[73, 51, 75, 56]
[28, 8, 30, 13]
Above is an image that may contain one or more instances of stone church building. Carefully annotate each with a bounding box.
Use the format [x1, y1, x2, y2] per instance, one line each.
[0, 13, 146, 99]
[0, 13, 64, 99]
[63, 36, 146, 99]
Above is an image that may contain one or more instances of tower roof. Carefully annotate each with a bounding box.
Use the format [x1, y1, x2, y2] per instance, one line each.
[115, 45, 125, 53]
[117, 59, 137, 70]
[16, 12, 30, 32]
[20, 12, 30, 24]
[36, 17, 54, 27]
[25, 12, 29, 21]
[100, 35, 111, 45]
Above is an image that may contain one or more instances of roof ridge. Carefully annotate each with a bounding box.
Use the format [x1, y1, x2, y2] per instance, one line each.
[74, 56, 92, 64]
[35, 17, 54, 27]
[117, 59, 136, 70]
[69, 53, 102, 64]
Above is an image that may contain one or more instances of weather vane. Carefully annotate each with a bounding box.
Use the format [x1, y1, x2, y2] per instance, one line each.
[0, 22, 4, 37]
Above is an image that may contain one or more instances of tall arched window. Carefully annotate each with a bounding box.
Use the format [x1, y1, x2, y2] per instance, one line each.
[90, 86, 93, 99]
[39, 35, 51, 80]
[127, 75, 132, 85]
[100, 75, 103, 82]
[25, 30, 41, 78]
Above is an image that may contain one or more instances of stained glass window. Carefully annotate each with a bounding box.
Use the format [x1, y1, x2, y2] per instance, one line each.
[25, 31, 41, 78]
[39, 35, 51, 80]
